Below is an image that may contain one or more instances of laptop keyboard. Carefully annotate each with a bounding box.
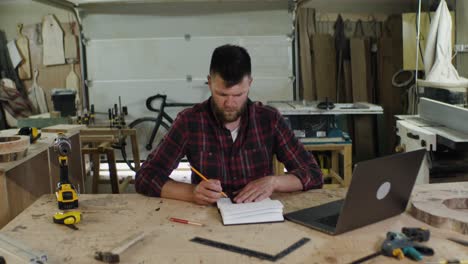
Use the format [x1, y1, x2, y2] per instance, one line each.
[316, 214, 339, 227]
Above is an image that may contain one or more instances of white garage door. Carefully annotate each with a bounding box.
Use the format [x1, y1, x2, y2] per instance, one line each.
[81, 2, 294, 121]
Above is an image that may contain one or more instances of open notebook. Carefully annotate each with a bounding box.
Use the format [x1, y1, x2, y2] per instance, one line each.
[216, 198, 284, 225]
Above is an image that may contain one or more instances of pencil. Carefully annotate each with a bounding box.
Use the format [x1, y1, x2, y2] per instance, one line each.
[190, 166, 228, 198]
[169, 217, 204, 227]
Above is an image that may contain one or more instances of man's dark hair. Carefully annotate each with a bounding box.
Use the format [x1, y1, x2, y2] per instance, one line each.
[209, 44, 251, 87]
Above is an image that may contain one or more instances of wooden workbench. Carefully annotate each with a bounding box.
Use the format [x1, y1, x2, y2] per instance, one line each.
[1, 183, 467, 263]
[0, 129, 83, 229]
[42, 125, 141, 193]
[274, 142, 353, 188]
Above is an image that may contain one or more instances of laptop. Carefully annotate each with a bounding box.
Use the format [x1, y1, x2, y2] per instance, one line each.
[284, 149, 426, 235]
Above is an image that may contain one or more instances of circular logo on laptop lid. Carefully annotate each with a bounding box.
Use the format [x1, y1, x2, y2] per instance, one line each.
[376, 182, 391, 200]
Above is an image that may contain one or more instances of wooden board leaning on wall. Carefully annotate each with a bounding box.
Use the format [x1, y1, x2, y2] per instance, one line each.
[19, 22, 82, 113]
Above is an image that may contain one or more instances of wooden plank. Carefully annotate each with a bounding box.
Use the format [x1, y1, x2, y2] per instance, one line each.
[16, 24, 31, 80]
[378, 15, 404, 155]
[41, 124, 87, 133]
[81, 128, 136, 136]
[312, 34, 336, 101]
[350, 38, 370, 102]
[1, 184, 467, 263]
[350, 37, 375, 161]
[81, 135, 118, 143]
[297, 8, 316, 100]
[42, 15, 65, 66]
[0, 172, 11, 228]
[343, 61, 353, 102]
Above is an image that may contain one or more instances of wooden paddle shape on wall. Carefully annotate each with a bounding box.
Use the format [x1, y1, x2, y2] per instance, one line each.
[66, 63, 81, 110]
[64, 22, 78, 62]
[42, 14, 65, 66]
[16, 24, 31, 80]
[28, 68, 49, 114]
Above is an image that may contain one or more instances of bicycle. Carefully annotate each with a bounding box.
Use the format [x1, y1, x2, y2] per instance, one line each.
[115, 94, 193, 171]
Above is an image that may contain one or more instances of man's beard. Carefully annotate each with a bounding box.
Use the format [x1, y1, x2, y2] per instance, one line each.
[212, 100, 247, 123]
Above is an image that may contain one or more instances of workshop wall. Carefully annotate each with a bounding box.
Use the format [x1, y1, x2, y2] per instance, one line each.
[0, 0, 82, 120]
[81, 2, 294, 122]
[0, 0, 70, 41]
[456, 1, 468, 79]
[300, 0, 416, 14]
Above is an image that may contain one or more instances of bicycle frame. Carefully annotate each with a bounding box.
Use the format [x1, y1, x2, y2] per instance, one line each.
[143, 94, 193, 151]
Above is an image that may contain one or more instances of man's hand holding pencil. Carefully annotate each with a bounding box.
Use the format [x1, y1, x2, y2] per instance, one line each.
[191, 167, 228, 205]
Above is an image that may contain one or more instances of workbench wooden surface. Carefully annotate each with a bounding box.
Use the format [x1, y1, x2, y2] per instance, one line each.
[1, 183, 467, 264]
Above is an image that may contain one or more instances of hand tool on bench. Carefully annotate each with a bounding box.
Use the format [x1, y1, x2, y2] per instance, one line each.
[95, 232, 145, 263]
[350, 227, 433, 264]
[190, 237, 310, 262]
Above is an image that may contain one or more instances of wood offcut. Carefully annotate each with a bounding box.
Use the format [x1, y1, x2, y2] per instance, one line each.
[0, 136, 29, 162]
[410, 182, 468, 235]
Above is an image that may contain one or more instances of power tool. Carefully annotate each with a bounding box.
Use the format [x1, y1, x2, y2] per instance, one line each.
[54, 133, 79, 210]
[53, 211, 81, 230]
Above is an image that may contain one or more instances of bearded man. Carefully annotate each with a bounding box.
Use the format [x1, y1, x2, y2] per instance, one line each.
[135, 44, 322, 204]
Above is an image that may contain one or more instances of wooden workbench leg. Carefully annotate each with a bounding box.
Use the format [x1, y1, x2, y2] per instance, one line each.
[130, 134, 141, 171]
[343, 144, 353, 186]
[106, 149, 119, 194]
[331, 151, 339, 184]
[81, 153, 87, 192]
[91, 153, 100, 194]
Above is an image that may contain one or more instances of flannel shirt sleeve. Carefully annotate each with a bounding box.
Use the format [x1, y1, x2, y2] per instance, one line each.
[273, 111, 323, 190]
[134, 112, 189, 197]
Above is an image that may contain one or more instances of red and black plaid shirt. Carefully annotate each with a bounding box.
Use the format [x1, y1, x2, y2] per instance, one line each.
[135, 98, 323, 197]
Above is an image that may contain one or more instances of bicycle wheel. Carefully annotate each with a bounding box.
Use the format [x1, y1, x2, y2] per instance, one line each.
[129, 117, 171, 159]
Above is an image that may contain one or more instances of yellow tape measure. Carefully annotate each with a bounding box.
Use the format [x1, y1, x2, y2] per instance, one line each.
[53, 211, 81, 230]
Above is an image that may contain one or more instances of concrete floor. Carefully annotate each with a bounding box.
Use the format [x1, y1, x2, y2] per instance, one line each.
[84, 161, 191, 194]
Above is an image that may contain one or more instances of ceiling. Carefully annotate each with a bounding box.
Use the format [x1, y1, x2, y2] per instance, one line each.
[29, 0, 457, 15]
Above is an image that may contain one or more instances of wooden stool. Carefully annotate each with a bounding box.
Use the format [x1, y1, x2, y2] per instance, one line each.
[274, 142, 352, 188]
[81, 142, 121, 194]
[42, 125, 141, 194]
